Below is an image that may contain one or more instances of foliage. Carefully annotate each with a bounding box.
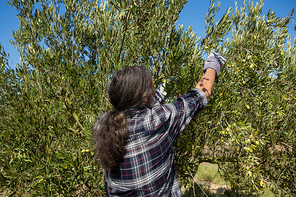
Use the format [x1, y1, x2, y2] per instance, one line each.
[173, 1, 296, 196]
[0, 0, 295, 196]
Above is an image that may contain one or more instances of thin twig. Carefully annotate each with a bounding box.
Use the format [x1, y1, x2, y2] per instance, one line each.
[189, 170, 208, 197]
[276, 167, 287, 186]
[117, 8, 131, 63]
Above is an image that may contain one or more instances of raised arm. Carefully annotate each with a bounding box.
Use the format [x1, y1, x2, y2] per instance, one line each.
[195, 68, 216, 99]
[196, 50, 226, 98]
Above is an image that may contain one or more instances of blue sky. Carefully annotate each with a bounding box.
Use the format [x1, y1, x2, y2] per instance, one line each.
[177, 1, 296, 40]
[0, 0, 295, 68]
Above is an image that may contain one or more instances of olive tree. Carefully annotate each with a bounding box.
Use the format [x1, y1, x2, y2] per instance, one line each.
[0, 0, 295, 196]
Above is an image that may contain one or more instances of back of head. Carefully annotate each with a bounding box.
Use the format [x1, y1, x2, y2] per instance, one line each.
[108, 66, 154, 111]
[94, 66, 153, 170]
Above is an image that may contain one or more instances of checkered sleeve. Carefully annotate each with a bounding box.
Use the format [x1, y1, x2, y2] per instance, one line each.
[163, 88, 207, 141]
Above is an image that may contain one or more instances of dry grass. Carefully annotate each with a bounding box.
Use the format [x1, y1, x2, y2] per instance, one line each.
[195, 163, 228, 185]
[182, 162, 279, 197]
[182, 162, 232, 196]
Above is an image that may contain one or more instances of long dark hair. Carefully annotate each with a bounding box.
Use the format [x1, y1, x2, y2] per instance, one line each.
[93, 66, 154, 170]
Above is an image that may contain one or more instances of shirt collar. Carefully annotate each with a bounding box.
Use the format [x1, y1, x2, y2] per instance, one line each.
[123, 106, 147, 119]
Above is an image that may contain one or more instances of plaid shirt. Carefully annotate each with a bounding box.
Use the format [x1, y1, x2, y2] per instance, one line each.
[98, 88, 207, 196]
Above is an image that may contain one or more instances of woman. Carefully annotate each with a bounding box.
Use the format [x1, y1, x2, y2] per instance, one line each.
[93, 50, 226, 196]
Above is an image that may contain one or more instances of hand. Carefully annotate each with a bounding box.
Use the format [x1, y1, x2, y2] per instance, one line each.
[203, 50, 226, 75]
[156, 80, 168, 100]
[155, 77, 176, 102]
